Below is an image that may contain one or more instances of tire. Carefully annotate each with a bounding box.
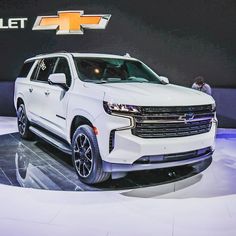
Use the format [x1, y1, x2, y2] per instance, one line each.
[72, 125, 110, 184]
[17, 104, 34, 140]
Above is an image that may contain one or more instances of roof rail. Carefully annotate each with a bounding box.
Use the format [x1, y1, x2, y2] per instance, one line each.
[35, 50, 71, 57]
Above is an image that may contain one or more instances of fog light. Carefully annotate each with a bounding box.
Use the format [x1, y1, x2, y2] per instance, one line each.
[136, 156, 150, 164]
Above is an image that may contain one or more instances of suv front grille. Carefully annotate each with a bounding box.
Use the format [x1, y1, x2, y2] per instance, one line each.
[131, 105, 214, 138]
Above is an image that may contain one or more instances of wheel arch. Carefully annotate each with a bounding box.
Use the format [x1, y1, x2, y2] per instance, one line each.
[70, 115, 94, 142]
[16, 97, 24, 109]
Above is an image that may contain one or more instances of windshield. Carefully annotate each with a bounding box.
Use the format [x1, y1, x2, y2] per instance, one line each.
[74, 57, 162, 84]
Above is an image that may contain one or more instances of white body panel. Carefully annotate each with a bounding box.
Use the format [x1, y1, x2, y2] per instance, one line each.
[14, 52, 216, 169]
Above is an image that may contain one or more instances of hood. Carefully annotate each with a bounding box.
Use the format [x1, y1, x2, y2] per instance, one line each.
[84, 82, 215, 106]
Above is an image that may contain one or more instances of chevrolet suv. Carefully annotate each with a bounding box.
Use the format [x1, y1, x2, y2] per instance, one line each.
[14, 52, 217, 184]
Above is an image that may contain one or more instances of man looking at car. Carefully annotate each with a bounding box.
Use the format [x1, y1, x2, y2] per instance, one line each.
[192, 76, 212, 96]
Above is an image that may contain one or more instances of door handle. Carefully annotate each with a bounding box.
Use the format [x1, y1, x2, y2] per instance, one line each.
[29, 87, 33, 93]
[45, 90, 50, 96]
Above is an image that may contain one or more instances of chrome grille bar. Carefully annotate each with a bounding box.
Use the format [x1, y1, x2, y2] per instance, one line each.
[131, 105, 214, 138]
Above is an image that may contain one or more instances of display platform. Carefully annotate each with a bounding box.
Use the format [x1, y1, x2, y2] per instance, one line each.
[0, 132, 207, 191]
[0, 117, 236, 236]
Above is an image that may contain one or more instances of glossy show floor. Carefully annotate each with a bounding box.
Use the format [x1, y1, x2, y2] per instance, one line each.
[0, 117, 236, 236]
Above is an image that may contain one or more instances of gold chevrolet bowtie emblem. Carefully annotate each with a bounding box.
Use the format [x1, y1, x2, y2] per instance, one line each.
[33, 10, 111, 35]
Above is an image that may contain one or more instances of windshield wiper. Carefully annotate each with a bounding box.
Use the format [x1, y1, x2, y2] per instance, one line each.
[83, 79, 108, 84]
[95, 81, 108, 84]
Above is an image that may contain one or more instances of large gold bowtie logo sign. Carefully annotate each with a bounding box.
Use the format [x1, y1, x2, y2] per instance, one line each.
[33, 10, 111, 35]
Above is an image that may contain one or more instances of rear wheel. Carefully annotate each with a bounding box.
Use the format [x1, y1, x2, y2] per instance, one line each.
[72, 125, 110, 184]
[17, 104, 34, 140]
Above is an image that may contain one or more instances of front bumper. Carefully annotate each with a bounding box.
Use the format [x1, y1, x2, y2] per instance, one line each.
[95, 112, 217, 165]
[103, 147, 213, 172]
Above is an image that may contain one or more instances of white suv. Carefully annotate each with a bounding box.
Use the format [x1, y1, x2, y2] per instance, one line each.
[14, 52, 217, 184]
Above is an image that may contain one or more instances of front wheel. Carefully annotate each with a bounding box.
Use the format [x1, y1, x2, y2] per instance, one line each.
[72, 125, 110, 184]
[17, 104, 34, 140]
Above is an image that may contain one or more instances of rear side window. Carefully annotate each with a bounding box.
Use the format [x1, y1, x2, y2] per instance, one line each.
[18, 61, 35, 77]
[54, 57, 72, 87]
[30, 61, 39, 81]
[35, 58, 57, 82]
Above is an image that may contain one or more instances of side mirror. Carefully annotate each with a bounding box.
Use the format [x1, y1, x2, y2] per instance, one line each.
[159, 76, 169, 85]
[48, 73, 67, 89]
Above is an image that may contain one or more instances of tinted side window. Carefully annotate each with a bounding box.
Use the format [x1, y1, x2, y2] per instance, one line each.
[18, 61, 35, 77]
[30, 61, 40, 81]
[54, 58, 72, 87]
[36, 58, 57, 82]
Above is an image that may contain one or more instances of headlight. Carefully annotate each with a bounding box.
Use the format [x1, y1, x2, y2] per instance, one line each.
[103, 101, 140, 115]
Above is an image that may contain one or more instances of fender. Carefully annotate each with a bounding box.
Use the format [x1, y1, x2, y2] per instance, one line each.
[66, 108, 97, 144]
[14, 93, 25, 109]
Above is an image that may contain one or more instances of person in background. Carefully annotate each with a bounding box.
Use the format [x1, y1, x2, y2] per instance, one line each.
[192, 76, 212, 95]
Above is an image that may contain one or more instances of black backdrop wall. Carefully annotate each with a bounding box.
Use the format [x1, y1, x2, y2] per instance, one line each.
[0, 0, 235, 126]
